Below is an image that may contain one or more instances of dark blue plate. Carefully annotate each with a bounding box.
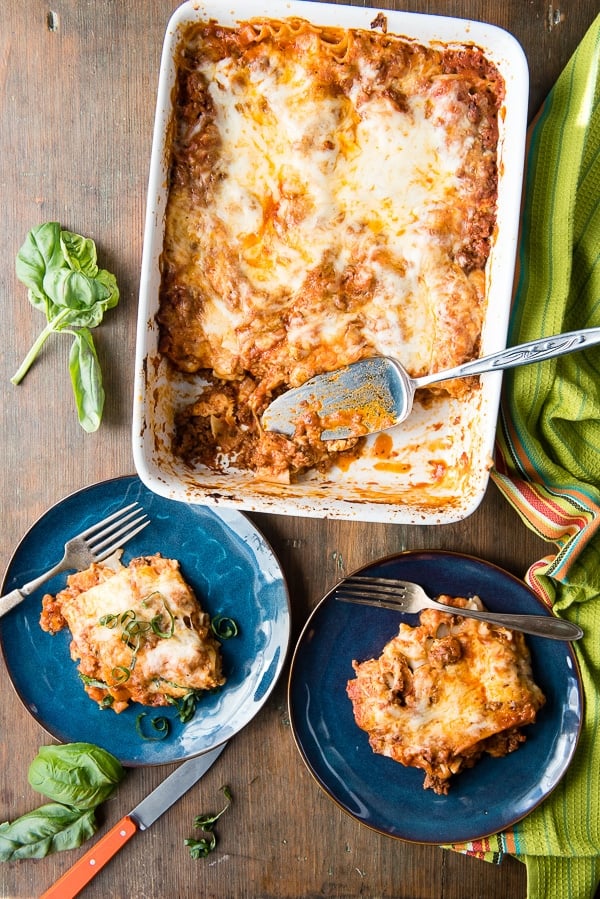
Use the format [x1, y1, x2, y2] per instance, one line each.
[288, 550, 583, 844]
[1, 476, 290, 766]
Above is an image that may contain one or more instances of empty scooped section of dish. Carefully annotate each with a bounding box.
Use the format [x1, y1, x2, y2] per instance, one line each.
[140, 354, 496, 522]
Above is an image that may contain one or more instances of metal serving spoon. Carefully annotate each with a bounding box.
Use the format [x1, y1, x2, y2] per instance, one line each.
[262, 327, 600, 440]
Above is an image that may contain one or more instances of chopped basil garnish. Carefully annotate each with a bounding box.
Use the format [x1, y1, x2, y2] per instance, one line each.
[210, 615, 239, 640]
[185, 786, 232, 859]
[135, 713, 170, 741]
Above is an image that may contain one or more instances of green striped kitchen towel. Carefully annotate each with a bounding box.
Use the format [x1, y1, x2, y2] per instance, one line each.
[451, 13, 600, 899]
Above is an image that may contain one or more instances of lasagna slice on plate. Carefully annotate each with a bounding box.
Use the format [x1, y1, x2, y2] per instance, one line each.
[346, 596, 545, 794]
[40, 554, 225, 714]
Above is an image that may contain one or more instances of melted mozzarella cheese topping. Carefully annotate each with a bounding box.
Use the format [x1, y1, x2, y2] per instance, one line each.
[176, 27, 486, 377]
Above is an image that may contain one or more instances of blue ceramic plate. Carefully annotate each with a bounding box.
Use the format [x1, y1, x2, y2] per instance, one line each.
[1, 476, 290, 766]
[288, 550, 583, 844]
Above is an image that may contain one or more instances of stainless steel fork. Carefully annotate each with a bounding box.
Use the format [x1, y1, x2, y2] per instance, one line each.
[335, 575, 583, 641]
[0, 502, 150, 618]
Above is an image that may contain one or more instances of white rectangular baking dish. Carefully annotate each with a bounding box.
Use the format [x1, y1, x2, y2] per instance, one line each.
[132, 0, 528, 524]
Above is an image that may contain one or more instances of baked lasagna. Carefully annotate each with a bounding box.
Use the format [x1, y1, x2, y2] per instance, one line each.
[40, 554, 225, 714]
[346, 595, 545, 793]
[157, 16, 505, 481]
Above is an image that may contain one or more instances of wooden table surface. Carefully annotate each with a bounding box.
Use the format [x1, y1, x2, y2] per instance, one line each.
[0, 2, 597, 897]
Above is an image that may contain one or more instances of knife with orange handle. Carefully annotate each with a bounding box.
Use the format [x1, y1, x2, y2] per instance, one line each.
[40, 743, 226, 899]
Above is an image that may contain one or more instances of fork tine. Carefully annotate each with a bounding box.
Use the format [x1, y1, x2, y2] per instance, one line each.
[336, 591, 400, 605]
[335, 590, 410, 613]
[92, 517, 151, 562]
[77, 502, 140, 540]
[344, 574, 414, 591]
[87, 512, 149, 552]
[339, 579, 407, 600]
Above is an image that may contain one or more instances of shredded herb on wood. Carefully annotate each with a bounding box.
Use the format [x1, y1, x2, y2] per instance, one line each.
[185, 785, 232, 859]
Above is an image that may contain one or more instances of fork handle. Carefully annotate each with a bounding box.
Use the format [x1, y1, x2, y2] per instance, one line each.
[0, 566, 64, 618]
[0, 588, 28, 619]
[433, 603, 583, 641]
[0, 560, 69, 620]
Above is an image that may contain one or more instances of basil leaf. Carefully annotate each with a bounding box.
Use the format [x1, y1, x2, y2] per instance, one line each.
[28, 743, 124, 810]
[94, 268, 120, 312]
[60, 230, 99, 276]
[64, 271, 118, 328]
[15, 222, 64, 316]
[42, 268, 111, 314]
[68, 329, 105, 432]
[185, 833, 216, 858]
[0, 803, 97, 860]
[186, 786, 232, 860]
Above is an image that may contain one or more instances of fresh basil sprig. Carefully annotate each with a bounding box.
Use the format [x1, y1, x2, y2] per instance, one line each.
[11, 222, 119, 432]
[0, 742, 125, 861]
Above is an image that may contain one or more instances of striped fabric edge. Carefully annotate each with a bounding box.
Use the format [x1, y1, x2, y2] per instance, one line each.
[443, 831, 518, 865]
[506, 15, 599, 352]
[490, 432, 600, 588]
[494, 406, 600, 586]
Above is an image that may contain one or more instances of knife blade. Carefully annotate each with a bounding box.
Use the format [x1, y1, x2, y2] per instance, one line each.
[40, 743, 226, 899]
